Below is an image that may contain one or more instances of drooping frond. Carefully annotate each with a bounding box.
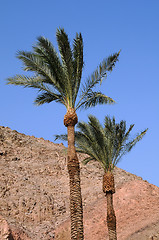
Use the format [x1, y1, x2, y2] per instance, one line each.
[113, 128, 148, 166]
[16, 50, 65, 94]
[32, 36, 66, 94]
[69, 115, 147, 171]
[35, 92, 64, 105]
[127, 128, 148, 152]
[87, 115, 106, 152]
[17, 51, 52, 76]
[54, 133, 68, 141]
[7, 75, 49, 91]
[82, 156, 95, 165]
[76, 51, 120, 110]
[75, 130, 103, 167]
[7, 28, 120, 111]
[76, 91, 115, 110]
[7, 75, 67, 107]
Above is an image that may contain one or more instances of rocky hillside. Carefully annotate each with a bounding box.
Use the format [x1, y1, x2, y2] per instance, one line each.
[0, 126, 159, 239]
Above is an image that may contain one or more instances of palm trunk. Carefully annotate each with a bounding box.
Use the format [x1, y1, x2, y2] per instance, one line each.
[106, 192, 117, 240]
[67, 124, 84, 240]
[103, 171, 117, 240]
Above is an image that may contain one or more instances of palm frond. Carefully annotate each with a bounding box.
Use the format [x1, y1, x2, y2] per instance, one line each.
[72, 33, 84, 105]
[76, 115, 147, 171]
[32, 36, 66, 94]
[54, 133, 68, 141]
[101, 51, 121, 76]
[35, 92, 64, 106]
[76, 118, 111, 169]
[56, 28, 73, 77]
[55, 115, 147, 171]
[87, 115, 105, 150]
[76, 92, 115, 110]
[56, 28, 74, 106]
[112, 128, 148, 166]
[76, 122, 104, 166]
[81, 156, 95, 165]
[17, 51, 51, 76]
[17, 51, 64, 93]
[76, 121, 93, 141]
[77, 51, 120, 109]
[127, 128, 148, 152]
[7, 75, 44, 89]
[7, 28, 120, 112]
[7, 75, 66, 106]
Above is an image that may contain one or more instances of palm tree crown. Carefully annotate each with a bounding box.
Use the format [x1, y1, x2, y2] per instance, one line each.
[57, 115, 148, 171]
[7, 28, 120, 110]
[76, 116, 147, 170]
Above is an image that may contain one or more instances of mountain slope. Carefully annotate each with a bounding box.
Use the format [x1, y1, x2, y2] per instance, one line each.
[0, 126, 158, 239]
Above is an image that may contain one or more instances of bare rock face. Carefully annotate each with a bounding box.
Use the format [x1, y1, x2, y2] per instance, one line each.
[55, 179, 159, 240]
[0, 215, 30, 240]
[0, 215, 11, 240]
[0, 126, 63, 239]
[0, 126, 159, 239]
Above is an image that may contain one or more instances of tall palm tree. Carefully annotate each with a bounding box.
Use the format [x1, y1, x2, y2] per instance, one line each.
[56, 115, 147, 240]
[7, 28, 120, 240]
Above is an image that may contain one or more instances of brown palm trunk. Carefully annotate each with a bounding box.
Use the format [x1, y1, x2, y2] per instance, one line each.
[106, 192, 117, 240]
[103, 171, 117, 240]
[64, 108, 84, 240]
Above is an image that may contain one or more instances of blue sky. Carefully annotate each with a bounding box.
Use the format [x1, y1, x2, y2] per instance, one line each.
[0, 0, 159, 187]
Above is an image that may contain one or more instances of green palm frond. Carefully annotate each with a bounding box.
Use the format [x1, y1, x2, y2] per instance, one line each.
[16, 51, 64, 93]
[17, 51, 52, 77]
[7, 75, 66, 106]
[127, 128, 148, 152]
[81, 156, 95, 165]
[87, 115, 106, 152]
[35, 92, 64, 105]
[72, 33, 84, 105]
[7, 28, 120, 111]
[56, 28, 73, 79]
[56, 28, 74, 106]
[7, 75, 46, 90]
[54, 133, 68, 141]
[32, 36, 66, 93]
[75, 132, 103, 166]
[76, 51, 120, 109]
[76, 91, 115, 110]
[74, 116, 147, 171]
[113, 128, 148, 166]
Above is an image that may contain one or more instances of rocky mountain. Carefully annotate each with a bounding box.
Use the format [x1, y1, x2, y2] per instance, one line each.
[0, 126, 159, 239]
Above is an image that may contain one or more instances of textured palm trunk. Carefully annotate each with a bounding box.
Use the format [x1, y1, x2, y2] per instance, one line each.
[103, 171, 117, 240]
[106, 192, 117, 240]
[64, 108, 84, 240]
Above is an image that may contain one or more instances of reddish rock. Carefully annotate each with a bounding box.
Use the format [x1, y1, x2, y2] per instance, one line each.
[0, 126, 159, 239]
[0, 215, 11, 240]
[55, 180, 159, 240]
[0, 215, 31, 240]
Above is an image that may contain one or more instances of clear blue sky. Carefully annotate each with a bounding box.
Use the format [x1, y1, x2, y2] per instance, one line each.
[0, 0, 159, 187]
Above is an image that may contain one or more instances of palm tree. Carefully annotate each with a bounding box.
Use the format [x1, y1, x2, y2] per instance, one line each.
[56, 115, 147, 240]
[6, 28, 120, 240]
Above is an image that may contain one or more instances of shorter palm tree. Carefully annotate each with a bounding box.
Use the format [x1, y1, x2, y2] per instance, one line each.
[56, 115, 148, 240]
